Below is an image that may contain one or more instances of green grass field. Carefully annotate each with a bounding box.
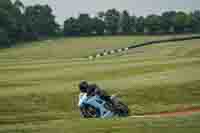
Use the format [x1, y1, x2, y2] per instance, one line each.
[0, 35, 200, 133]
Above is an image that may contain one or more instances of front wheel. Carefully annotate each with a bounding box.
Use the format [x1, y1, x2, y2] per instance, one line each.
[80, 104, 100, 118]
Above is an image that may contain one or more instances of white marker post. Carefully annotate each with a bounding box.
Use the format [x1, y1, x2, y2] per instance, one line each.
[96, 54, 101, 58]
[110, 50, 115, 54]
[125, 48, 129, 51]
[118, 49, 122, 52]
[103, 52, 108, 56]
[89, 56, 93, 60]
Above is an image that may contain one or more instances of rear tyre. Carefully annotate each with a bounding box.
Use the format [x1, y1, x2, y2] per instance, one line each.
[114, 101, 130, 117]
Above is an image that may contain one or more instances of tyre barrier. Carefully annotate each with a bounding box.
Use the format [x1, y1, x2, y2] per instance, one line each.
[88, 36, 200, 60]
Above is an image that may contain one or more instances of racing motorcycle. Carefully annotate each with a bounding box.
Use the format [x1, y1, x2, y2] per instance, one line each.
[78, 93, 130, 118]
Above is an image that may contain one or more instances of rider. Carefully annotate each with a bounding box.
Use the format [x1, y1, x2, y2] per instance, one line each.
[78, 81, 129, 118]
[79, 81, 113, 104]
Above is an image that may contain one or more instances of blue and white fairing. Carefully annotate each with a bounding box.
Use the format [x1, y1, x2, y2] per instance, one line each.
[78, 93, 114, 118]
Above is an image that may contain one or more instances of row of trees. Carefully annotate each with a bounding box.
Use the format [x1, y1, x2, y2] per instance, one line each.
[0, 0, 59, 47]
[1, 0, 200, 47]
[64, 9, 200, 36]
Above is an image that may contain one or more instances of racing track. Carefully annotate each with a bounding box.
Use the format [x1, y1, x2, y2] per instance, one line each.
[88, 35, 200, 117]
[88, 35, 200, 60]
[131, 108, 200, 118]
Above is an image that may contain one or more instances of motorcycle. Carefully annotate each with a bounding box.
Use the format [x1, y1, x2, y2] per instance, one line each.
[78, 93, 130, 118]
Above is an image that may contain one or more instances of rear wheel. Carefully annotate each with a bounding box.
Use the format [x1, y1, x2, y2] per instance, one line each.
[114, 101, 130, 117]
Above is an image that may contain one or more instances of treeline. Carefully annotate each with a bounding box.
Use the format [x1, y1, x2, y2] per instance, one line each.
[1, 0, 200, 47]
[0, 0, 59, 47]
[64, 9, 200, 36]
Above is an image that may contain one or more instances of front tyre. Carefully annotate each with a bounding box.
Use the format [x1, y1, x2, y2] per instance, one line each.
[80, 104, 100, 118]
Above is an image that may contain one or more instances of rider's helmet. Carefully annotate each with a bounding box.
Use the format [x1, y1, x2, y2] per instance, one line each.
[79, 81, 89, 93]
